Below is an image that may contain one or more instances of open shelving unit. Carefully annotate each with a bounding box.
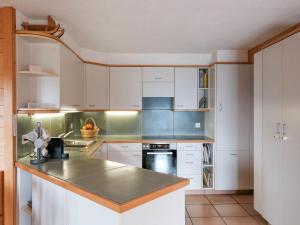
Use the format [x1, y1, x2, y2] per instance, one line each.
[198, 68, 210, 111]
[16, 34, 61, 111]
[202, 143, 214, 189]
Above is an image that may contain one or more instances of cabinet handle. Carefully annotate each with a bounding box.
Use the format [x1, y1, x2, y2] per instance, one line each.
[121, 145, 129, 148]
[154, 77, 163, 80]
[188, 177, 194, 180]
[274, 122, 281, 139]
[88, 104, 96, 107]
[132, 104, 140, 108]
[186, 153, 194, 156]
[176, 104, 184, 107]
[230, 153, 239, 156]
[72, 104, 80, 107]
[282, 123, 288, 141]
[185, 161, 194, 164]
[132, 154, 141, 157]
[218, 103, 223, 112]
[185, 145, 193, 148]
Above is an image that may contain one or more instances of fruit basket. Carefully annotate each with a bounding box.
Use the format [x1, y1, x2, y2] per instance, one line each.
[80, 117, 100, 138]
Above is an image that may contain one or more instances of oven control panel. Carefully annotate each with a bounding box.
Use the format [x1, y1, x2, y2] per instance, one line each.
[142, 143, 177, 150]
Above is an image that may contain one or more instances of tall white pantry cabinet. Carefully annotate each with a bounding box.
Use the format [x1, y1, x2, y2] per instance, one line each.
[215, 64, 252, 190]
[254, 32, 300, 225]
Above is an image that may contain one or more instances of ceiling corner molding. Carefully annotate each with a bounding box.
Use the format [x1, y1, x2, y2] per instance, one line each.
[248, 22, 300, 63]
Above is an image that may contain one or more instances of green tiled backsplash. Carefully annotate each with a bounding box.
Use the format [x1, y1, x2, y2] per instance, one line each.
[17, 111, 204, 158]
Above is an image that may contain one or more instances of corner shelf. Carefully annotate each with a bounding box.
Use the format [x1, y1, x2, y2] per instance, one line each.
[18, 70, 59, 77]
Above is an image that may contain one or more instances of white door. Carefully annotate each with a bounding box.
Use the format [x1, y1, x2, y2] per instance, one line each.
[85, 64, 108, 109]
[215, 150, 249, 190]
[262, 42, 284, 225]
[174, 68, 198, 110]
[60, 46, 84, 110]
[282, 32, 300, 225]
[216, 64, 251, 151]
[110, 67, 142, 110]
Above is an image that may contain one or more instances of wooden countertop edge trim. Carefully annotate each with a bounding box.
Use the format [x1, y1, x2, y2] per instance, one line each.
[16, 31, 251, 67]
[248, 22, 300, 63]
[15, 162, 189, 213]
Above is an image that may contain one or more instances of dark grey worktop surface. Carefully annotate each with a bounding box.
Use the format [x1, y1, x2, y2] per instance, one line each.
[17, 151, 187, 205]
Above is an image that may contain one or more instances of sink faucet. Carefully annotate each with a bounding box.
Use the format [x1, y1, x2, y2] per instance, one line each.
[58, 130, 74, 139]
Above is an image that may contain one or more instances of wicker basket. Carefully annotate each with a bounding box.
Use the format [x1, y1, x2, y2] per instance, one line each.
[80, 117, 100, 138]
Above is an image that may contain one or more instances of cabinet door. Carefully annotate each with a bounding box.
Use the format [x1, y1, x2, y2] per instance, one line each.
[60, 46, 84, 110]
[142, 67, 174, 82]
[32, 176, 66, 225]
[85, 64, 108, 109]
[215, 151, 250, 190]
[109, 67, 142, 110]
[174, 68, 198, 110]
[108, 151, 142, 167]
[216, 64, 251, 150]
[262, 42, 284, 225]
[282, 32, 300, 225]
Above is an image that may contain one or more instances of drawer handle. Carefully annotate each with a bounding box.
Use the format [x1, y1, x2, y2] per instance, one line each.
[72, 104, 80, 107]
[88, 104, 96, 107]
[230, 153, 239, 156]
[132, 104, 140, 108]
[185, 145, 194, 148]
[185, 162, 194, 164]
[154, 77, 162, 80]
[176, 105, 184, 107]
[121, 146, 129, 148]
[186, 154, 194, 156]
[132, 154, 140, 157]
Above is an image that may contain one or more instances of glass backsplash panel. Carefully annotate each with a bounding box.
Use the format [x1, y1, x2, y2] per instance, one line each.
[142, 110, 174, 135]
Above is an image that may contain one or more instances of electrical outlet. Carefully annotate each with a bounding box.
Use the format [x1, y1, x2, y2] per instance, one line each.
[195, 123, 201, 128]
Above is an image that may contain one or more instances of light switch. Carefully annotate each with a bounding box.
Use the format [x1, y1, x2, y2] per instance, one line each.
[195, 123, 201, 128]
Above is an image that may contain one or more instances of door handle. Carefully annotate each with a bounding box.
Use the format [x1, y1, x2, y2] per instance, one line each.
[274, 122, 281, 139]
[218, 103, 223, 112]
[282, 123, 288, 141]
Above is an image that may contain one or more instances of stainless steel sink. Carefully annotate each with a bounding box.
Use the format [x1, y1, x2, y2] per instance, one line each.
[64, 140, 95, 147]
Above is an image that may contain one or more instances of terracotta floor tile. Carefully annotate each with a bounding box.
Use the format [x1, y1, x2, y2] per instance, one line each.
[214, 204, 248, 217]
[186, 195, 210, 205]
[232, 194, 253, 204]
[253, 216, 269, 225]
[186, 204, 219, 218]
[240, 204, 260, 216]
[206, 194, 237, 204]
[192, 217, 226, 225]
[223, 217, 259, 225]
[185, 218, 193, 225]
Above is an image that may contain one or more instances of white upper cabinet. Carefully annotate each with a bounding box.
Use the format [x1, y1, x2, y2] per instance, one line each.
[174, 68, 198, 110]
[84, 64, 109, 110]
[60, 46, 84, 110]
[142, 67, 174, 82]
[142, 67, 174, 97]
[109, 67, 142, 110]
[216, 64, 251, 151]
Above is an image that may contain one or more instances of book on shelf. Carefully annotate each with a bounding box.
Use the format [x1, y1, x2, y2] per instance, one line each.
[199, 96, 208, 109]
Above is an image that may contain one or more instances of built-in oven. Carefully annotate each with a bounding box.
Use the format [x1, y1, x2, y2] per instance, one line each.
[142, 143, 177, 176]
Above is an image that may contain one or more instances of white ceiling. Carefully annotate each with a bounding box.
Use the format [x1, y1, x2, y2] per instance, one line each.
[2, 0, 300, 53]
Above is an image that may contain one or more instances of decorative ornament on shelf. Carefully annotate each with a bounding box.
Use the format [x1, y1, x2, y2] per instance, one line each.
[21, 15, 65, 38]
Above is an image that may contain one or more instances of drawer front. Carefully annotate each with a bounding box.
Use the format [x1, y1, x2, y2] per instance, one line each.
[143, 67, 174, 82]
[143, 82, 174, 97]
[108, 151, 142, 167]
[177, 143, 202, 151]
[178, 173, 202, 190]
[178, 151, 202, 174]
[108, 143, 142, 152]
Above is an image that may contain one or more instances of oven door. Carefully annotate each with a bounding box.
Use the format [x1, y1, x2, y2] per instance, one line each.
[142, 150, 177, 176]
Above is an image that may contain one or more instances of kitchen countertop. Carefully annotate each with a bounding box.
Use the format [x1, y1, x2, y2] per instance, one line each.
[15, 150, 189, 213]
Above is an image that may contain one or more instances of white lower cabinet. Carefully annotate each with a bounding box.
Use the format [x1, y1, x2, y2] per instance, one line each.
[177, 143, 203, 190]
[215, 150, 250, 190]
[107, 143, 142, 168]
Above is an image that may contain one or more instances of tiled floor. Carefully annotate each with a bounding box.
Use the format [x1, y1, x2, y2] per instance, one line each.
[185, 194, 269, 225]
